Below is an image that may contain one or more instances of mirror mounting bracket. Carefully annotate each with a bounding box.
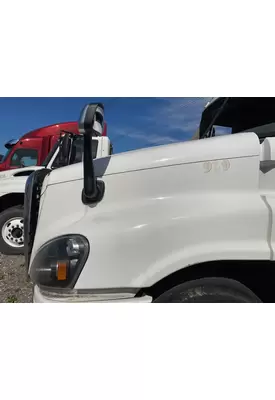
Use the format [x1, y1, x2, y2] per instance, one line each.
[81, 180, 105, 205]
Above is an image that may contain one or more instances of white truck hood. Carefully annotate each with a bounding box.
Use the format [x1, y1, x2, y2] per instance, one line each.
[0, 166, 43, 181]
[45, 132, 260, 187]
[0, 166, 44, 194]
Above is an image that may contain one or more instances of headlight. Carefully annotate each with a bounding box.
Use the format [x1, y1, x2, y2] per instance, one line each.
[29, 235, 89, 289]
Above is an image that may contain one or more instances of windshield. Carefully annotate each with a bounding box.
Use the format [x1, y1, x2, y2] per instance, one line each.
[199, 97, 275, 140]
[42, 136, 100, 168]
[1, 147, 14, 163]
[70, 136, 99, 162]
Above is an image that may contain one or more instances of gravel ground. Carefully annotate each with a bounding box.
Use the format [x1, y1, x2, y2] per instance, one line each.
[0, 253, 33, 303]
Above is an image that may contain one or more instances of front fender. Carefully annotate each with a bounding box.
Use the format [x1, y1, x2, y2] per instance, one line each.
[75, 188, 271, 290]
[0, 177, 27, 195]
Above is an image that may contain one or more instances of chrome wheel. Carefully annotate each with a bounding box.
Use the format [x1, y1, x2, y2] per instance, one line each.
[2, 217, 24, 248]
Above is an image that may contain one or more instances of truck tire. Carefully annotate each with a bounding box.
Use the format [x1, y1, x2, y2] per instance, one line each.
[0, 206, 24, 255]
[153, 277, 262, 303]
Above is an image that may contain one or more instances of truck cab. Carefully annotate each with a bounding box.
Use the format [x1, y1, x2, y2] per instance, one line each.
[26, 98, 275, 303]
[0, 121, 107, 172]
[0, 108, 111, 255]
[196, 97, 275, 141]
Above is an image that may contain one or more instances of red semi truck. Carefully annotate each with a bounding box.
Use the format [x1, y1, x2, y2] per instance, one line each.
[0, 121, 107, 172]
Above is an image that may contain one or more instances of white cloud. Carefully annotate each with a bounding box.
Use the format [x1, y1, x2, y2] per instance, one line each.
[150, 97, 211, 133]
[110, 97, 212, 147]
[111, 127, 178, 145]
[126, 130, 178, 145]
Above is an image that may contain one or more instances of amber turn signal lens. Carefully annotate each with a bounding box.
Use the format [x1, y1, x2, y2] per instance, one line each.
[56, 261, 68, 281]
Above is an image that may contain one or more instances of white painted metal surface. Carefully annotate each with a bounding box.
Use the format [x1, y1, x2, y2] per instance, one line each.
[31, 131, 274, 300]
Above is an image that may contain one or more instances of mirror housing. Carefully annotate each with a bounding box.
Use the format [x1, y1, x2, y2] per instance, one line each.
[79, 103, 105, 205]
[5, 138, 19, 149]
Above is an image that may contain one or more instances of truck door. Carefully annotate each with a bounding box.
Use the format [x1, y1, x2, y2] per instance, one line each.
[7, 138, 42, 169]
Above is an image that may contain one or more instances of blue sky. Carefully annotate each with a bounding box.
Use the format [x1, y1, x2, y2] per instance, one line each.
[0, 97, 210, 155]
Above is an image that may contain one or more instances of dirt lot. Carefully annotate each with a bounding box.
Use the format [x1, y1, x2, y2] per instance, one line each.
[0, 253, 33, 303]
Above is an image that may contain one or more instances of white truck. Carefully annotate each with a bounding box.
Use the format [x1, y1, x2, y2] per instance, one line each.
[0, 108, 112, 255]
[26, 98, 275, 303]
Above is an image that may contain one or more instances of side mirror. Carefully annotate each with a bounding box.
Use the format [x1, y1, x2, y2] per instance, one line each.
[5, 138, 19, 149]
[59, 134, 72, 166]
[79, 103, 105, 205]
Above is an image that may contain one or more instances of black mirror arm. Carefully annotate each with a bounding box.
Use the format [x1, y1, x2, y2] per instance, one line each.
[82, 129, 105, 204]
[79, 103, 105, 205]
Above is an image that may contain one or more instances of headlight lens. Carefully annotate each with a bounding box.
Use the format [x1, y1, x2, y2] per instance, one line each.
[29, 235, 89, 289]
